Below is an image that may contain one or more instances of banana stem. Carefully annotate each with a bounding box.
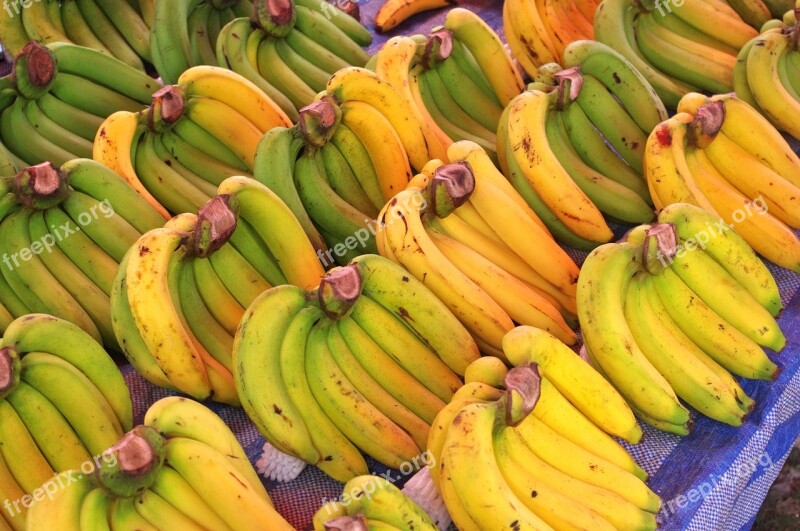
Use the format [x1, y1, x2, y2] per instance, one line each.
[96, 426, 166, 498]
[423, 28, 453, 69]
[317, 264, 363, 319]
[147, 86, 186, 133]
[12, 42, 56, 99]
[253, 0, 297, 38]
[0, 347, 20, 398]
[194, 194, 240, 257]
[298, 98, 341, 147]
[503, 364, 541, 427]
[688, 101, 724, 149]
[791, 10, 800, 52]
[324, 513, 368, 531]
[426, 161, 475, 218]
[553, 66, 584, 110]
[13, 162, 71, 210]
[642, 223, 678, 274]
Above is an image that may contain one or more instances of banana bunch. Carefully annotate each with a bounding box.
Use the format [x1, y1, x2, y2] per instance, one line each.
[734, 8, 800, 138]
[312, 476, 438, 530]
[254, 96, 414, 264]
[233, 254, 478, 481]
[375, 0, 453, 32]
[429, 364, 661, 530]
[0, 0, 154, 70]
[217, 0, 372, 119]
[595, 0, 757, 107]
[497, 52, 661, 251]
[370, 9, 523, 162]
[0, 159, 164, 347]
[27, 396, 293, 531]
[150, 0, 251, 84]
[112, 177, 324, 405]
[0, 42, 158, 167]
[728, 0, 795, 27]
[503, 0, 600, 75]
[0, 314, 132, 531]
[578, 205, 786, 434]
[645, 93, 800, 273]
[376, 147, 579, 357]
[94, 65, 291, 218]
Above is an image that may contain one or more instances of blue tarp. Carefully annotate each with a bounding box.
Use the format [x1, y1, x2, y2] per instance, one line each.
[124, 2, 800, 529]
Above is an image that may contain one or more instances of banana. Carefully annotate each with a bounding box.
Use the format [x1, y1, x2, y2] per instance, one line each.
[445, 7, 524, 105]
[187, 3, 216, 66]
[143, 396, 268, 499]
[503, 0, 559, 74]
[151, 0, 192, 83]
[0, 398, 54, 493]
[61, 0, 112, 56]
[326, 322, 430, 451]
[727, 0, 772, 27]
[1, 97, 76, 166]
[667, 235, 785, 351]
[653, 6, 740, 55]
[134, 489, 204, 529]
[183, 96, 263, 169]
[109, 496, 158, 530]
[0, 0, 31, 56]
[439, 402, 552, 530]
[670, 0, 758, 48]
[320, 142, 378, 218]
[294, 0, 372, 46]
[255, 34, 317, 110]
[217, 175, 326, 289]
[78, 487, 112, 531]
[577, 241, 690, 425]
[93, 111, 170, 220]
[326, 67, 429, 170]
[208, 242, 270, 308]
[593, 0, 696, 106]
[285, 26, 350, 73]
[124, 227, 212, 399]
[562, 39, 667, 132]
[634, 11, 735, 94]
[27, 209, 115, 347]
[0, 210, 101, 341]
[375, 0, 452, 32]
[20, 351, 123, 455]
[464, 356, 508, 388]
[26, 471, 91, 531]
[294, 5, 369, 66]
[95, 0, 151, 61]
[348, 295, 463, 403]
[340, 475, 438, 530]
[191, 257, 243, 335]
[75, 0, 144, 70]
[352, 253, 481, 374]
[657, 202, 783, 315]
[625, 273, 746, 426]
[149, 466, 233, 531]
[546, 109, 654, 223]
[23, 99, 93, 159]
[215, 18, 298, 121]
[0, 446, 26, 530]
[652, 267, 779, 380]
[21, 0, 72, 45]
[684, 146, 800, 274]
[506, 90, 612, 243]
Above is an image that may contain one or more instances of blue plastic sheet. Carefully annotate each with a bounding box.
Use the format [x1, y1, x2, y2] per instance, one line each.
[122, 2, 800, 529]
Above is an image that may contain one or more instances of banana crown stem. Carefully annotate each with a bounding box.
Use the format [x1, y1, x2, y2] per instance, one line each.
[13, 162, 70, 210]
[0, 346, 20, 397]
[194, 195, 240, 257]
[423, 27, 453, 69]
[553, 66, 584, 110]
[253, 0, 297, 38]
[688, 101, 724, 149]
[317, 264, 363, 319]
[324, 513, 369, 530]
[96, 426, 166, 498]
[642, 223, 678, 274]
[298, 98, 341, 147]
[147, 86, 186, 133]
[12, 42, 57, 99]
[427, 161, 475, 218]
[503, 364, 541, 426]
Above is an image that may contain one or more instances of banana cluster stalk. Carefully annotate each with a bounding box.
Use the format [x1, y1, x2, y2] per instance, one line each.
[254, 97, 412, 264]
[0, 0, 154, 70]
[429, 364, 661, 530]
[498, 52, 661, 250]
[150, 0, 251, 84]
[370, 8, 523, 163]
[26, 397, 292, 531]
[377, 148, 580, 356]
[646, 93, 800, 272]
[578, 206, 786, 435]
[595, 0, 757, 107]
[503, 0, 600, 75]
[0, 160, 164, 348]
[735, 9, 800, 139]
[0, 42, 158, 167]
[233, 254, 478, 482]
[217, 0, 372, 120]
[94, 65, 291, 218]
[312, 476, 438, 530]
[0, 314, 132, 531]
[112, 178, 324, 405]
